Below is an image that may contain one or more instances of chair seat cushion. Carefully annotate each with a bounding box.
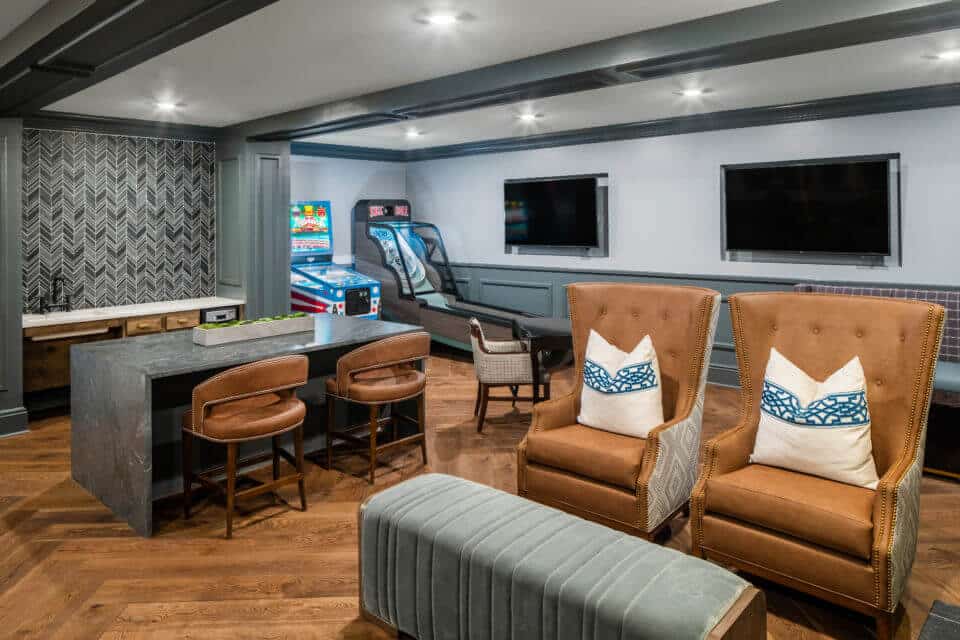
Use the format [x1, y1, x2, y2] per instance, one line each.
[326, 366, 426, 403]
[183, 393, 306, 441]
[526, 423, 645, 490]
[705, 464, 875, 560]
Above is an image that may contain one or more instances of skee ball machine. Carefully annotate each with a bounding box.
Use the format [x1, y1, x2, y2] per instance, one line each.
[290, 200, 381, 319]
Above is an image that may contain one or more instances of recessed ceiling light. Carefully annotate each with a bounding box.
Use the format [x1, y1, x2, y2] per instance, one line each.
[155, 101, 179, 111]
[518, 113, 542, 122]
[424, 12, 458, 26]
[676, 88, 710, 98]
[406, 129, 422, 139]
[934, 49, 960, 61]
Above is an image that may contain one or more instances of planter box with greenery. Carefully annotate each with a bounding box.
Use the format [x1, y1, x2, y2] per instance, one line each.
[192, 312, 314, 346]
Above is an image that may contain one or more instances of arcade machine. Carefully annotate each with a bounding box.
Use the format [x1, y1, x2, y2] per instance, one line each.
[290, 200, 381, 319]
[352, 199, 529, 347]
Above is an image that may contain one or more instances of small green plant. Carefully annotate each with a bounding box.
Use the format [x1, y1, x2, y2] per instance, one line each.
[197, 312, 308, 330]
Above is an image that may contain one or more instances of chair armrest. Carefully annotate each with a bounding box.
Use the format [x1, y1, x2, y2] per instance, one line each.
[690, 418, 756, 553]
[482, 339, 528, 354]
[530, 392, 578, 432]
[698, 419, 756, 478]
[473, 350, 536, 384]
[872, 448, 924, 612]
[190, 355, 308, 431]
[333, 332, 430, 394]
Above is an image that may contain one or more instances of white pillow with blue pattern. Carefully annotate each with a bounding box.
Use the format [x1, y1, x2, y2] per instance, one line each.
[750, 348, 880, 489]
[578, 330, 664, 438]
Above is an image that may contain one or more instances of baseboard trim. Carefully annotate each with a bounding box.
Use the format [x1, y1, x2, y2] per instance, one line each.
[0, 406, 29, 437]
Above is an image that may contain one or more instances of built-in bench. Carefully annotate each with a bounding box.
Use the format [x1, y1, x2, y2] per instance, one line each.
[359, 473, 765, 640]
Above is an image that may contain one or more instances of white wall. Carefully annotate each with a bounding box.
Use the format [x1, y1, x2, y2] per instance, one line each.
[290, 155, 406, 262]
[406, 106, 960, 286]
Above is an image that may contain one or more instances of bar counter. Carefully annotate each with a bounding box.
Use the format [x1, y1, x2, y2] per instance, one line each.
[70, 314, 421, 536]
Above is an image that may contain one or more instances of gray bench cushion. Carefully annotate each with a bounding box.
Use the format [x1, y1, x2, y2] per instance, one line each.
[935, 361, 960, 393]
[360, 473, 749, 640]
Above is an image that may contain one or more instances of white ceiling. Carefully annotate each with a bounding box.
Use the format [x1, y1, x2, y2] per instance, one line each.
[302, 28, 960, 150]
[45, 0, 773, 126]
[0, 0, 48, 42]
[0, 1, 93, 68]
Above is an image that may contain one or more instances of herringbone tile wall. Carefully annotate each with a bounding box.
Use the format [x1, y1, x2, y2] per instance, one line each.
[22, 128, 216, 311]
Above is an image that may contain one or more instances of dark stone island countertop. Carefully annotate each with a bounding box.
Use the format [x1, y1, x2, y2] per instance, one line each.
[72, 314, 422, 378]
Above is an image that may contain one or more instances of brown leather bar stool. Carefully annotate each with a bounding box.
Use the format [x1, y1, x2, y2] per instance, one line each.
[324, 332, 430, 484]
[182, 355, 309, 538]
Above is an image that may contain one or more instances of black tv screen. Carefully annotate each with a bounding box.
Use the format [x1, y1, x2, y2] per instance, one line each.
[724, 158, 893, 255]
[505, 177, 598, 247]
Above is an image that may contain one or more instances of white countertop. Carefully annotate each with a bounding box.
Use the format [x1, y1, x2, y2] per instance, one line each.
[23, 297, 245, 329]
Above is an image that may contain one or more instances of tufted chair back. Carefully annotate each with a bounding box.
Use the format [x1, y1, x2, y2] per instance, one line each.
[567, 283, 721, 423]
[729, 292, 944, 475]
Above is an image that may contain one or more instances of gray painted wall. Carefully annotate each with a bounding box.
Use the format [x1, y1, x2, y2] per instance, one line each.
[407, 106, 960, 288]
[0, 119, 25, 436]
[290, 155, 406, 262]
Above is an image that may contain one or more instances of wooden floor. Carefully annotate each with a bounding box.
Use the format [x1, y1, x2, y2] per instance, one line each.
[1, 350, 957, 639]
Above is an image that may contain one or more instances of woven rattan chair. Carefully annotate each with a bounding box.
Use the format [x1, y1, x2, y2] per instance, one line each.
[469, 318, 549, 432]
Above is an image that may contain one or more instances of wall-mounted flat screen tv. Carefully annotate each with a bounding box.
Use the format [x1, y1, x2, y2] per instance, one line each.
[505, 176, 600, 247]
[723, 155, 898, 256]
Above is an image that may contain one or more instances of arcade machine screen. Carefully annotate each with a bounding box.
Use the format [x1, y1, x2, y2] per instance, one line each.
[290, 201, 381, 319]
[291, 201, 332, 258]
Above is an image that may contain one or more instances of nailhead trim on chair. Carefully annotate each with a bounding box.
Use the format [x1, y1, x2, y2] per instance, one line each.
[881, 304, 943, 611]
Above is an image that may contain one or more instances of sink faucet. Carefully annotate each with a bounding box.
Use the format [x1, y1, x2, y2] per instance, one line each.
[37, 276, 71, 313]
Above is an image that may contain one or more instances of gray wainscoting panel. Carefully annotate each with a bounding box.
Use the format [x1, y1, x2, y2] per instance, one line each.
[478, 278, 553, 317]
[21, 129, 216, 310]
[451, 263, 796, 386]
[0, 119, 26, 436]
[217, 157, 242, 288]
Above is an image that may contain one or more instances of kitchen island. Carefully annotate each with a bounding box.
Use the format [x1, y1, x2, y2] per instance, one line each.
[71, 314, 422, 536]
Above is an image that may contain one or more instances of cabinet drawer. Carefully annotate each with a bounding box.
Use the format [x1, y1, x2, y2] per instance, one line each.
[126, 316, 164, 336]
[165, 311, 199, 331]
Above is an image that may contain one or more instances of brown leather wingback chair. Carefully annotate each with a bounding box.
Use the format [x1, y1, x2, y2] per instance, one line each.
[182, 355, 309, 539]
[517, 283, 721, 540]
[691, 292, 945, 639]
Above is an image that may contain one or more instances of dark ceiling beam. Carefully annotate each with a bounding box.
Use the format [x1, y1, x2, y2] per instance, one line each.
[234, 0, 960, 141]
[406, 82, 960, 160]
[0, 0, 281, 116]
[291, 82, 960, 163]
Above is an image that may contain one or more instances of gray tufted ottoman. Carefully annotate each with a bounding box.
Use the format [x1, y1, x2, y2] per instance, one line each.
[359, 473, 764, 640]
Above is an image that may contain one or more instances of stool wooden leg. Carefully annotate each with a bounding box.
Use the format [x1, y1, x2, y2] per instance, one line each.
[326, 397, 335, 470]
[271, 436, 281, 503]
[391, 403, 399, 441]
[368, 405, 379, 485]
[271, 436, 281, 481]
[294, 425, 307, 511]
[225, 443, 238, 539]
[417, 392, 428, 466]
[182, 430, 193, 520]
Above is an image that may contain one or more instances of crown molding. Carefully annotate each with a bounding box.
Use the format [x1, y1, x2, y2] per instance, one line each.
[24, 111, 219, 141]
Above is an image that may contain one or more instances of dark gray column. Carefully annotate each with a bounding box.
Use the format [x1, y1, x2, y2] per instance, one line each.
[215, 136, 291, 319]
[0, 118, 25, 437]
